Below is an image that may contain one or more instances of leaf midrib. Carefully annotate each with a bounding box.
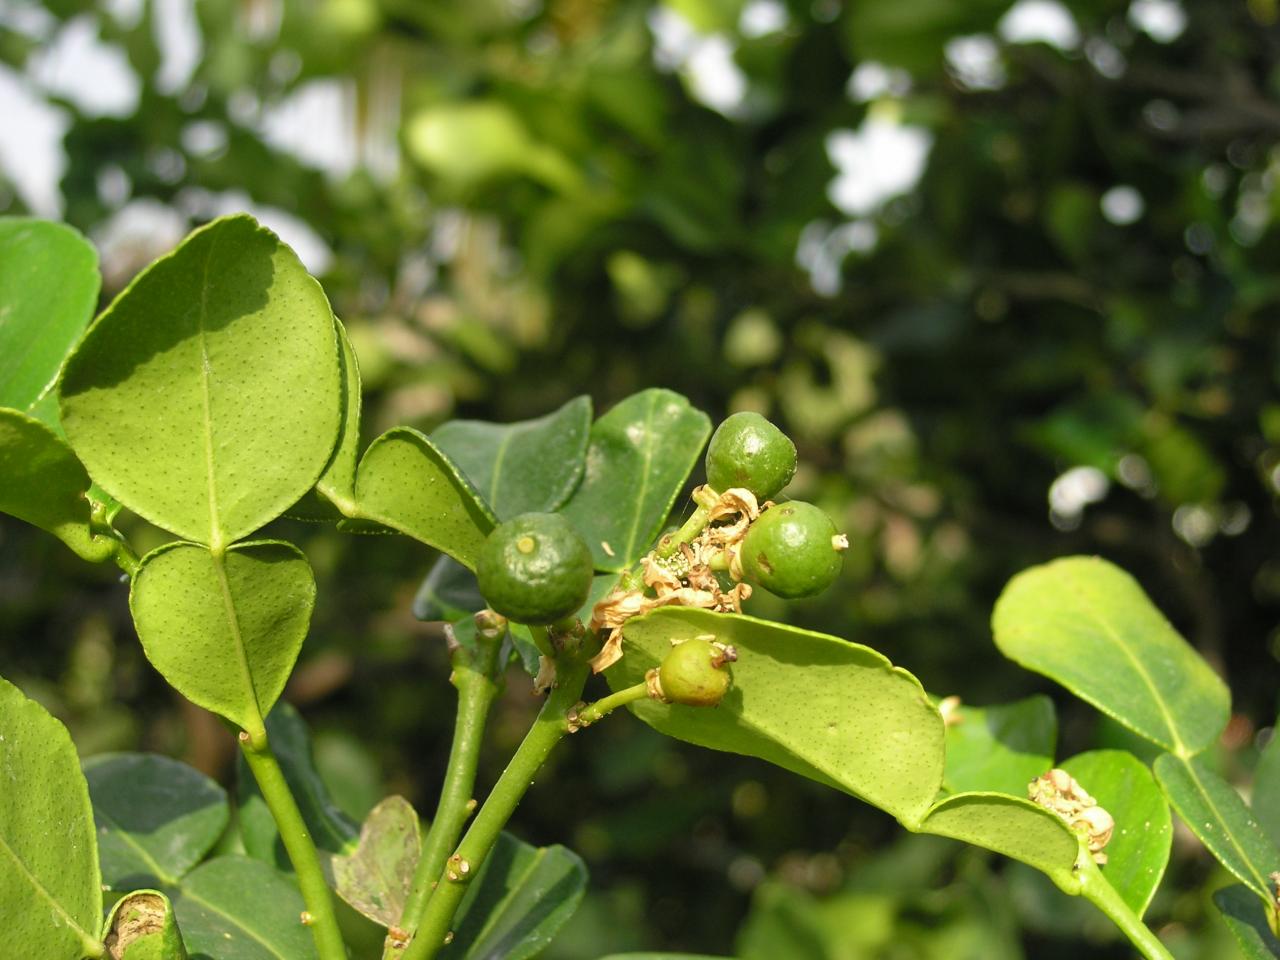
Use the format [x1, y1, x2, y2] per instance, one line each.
[92, 803, 181, 887]
[618, 393, 657, 564]
[0, 825, 98, 947]
[211, 550, 264, 734]
[1176, 756, 1274, 897]
[179, 884, 294, 959]
[195, 230, 223, 550]
[463, 846, 550, 955]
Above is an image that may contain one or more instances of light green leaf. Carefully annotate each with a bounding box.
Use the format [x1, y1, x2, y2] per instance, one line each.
[171, 856, 319, 960]
[609, 608, 944, 826]
[1060, 749, 1171, 918]
[942, 695, 1055, 796]
[333, 796, 421, 927]
[992, 556, 1230, 757]
[0, 217, 99, 422]
[431, 396, 592, 519]
[561, 388, 711, 571]
[352, 427, 496, 570]
[1253, 719, 1280, 851]
[237, 702, 358, 868]
[1154, 753, 1280, 905]
[917, 792, 1080, 891]
[84, 753, 229, 891]
[0, 675, 104, 960]
[439, 833, 587, 960]
[103, 890, 188, 960]
[129, 540, 315, 744]
[60, 214, 342, 549]
[0, 409, 115, 562]
[1214, 885, 1280, 960]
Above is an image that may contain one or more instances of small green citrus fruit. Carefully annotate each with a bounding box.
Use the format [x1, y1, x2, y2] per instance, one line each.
[741, 501, 844, 599]
[658, 637, 732, 707]
[476, 512, 593, 625]
[704, 411, 797, 499]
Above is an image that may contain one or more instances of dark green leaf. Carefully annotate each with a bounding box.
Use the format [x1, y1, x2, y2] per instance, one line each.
[333, 796, 421, 928]
[102, 890, 188, 960]
[942, 695, 1055, 796]
[84, 753, 229, 891]
[1253, 721, 1280, 851]
[1214, 884, 1280, 960]
[413, 557, 486, 622]
[431, 395, 592, 518]
[561, 388, 711, 571]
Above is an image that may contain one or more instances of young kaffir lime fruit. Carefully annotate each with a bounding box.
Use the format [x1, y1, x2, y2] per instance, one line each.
[476, 512, 593, 625]
[740, 501, 845, 599]
[704, 411, 797, 499]
[658, 637, 732, 707]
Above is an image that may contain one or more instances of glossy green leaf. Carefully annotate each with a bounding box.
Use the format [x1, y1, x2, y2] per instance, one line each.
[103, 890, 188, 960]
[0, 409, 115, 562]
[333, 795, 421, 927]
[1154, 753, 1280, 904]
[59, 214, 342, 549]
[992, 556, 1230, 756]
[1214, 885, 1280, 960]
[942, 695, 1055, 796]
[1253, 721, 1280, 851]
[1060, 749, 1171, 917]
[917, 793, 1080, 891]
[84, 753, 229, 891]
[0, 676, 103, 960]
[431, 396, 591, 520]
[561, 388, 711, 571]
[610, 608, 944, 826]
[352, 427, 496, 570]
[440, 833, 587, 960]
[171, 856, 318, 960]
[0, 218, 99, 422]
[130, 540, 315, 744]
[237, 702, 358, 868]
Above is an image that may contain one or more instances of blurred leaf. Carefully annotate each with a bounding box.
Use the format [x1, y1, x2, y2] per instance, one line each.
[992, 556, 1230, 756]
[942, 695, 1056, 795]
[1214, 884, 1280, 960]
[413, 556, 485, 622]
[333, 795, 420, 928]
[561, 389, 711, 571]
[843, 0, 1015, 74]
[609, 608, 944, 826]
[84, 753, 229, 891]
[102, 890, 188, 960]
[431, 395, 592, 519]
[1254, 721, 1280, 850]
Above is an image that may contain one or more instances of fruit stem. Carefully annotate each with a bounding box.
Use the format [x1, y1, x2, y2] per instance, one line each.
[572, 681, 651, 727]
[1077, 854, 1174, 960]
[655, 486, 720, 560]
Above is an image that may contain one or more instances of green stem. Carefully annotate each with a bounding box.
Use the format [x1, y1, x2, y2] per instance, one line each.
[1077, 856, 1174, 960]
[389, 627, 504, 957]
[240, 736, 348, 960]
[655, 486, 719, 560]
[400, 659, 590, 960]
[573, 681, 649, 728]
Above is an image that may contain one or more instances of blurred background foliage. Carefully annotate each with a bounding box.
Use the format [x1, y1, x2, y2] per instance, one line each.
[2, 0, 1280, 956]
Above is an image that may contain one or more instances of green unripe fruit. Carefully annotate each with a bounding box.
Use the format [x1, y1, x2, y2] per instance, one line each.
[658, 638, 732, 707]
[704, 411, 797, 499]
[741, 501, 844, 599]
[476, 512, 593, 625]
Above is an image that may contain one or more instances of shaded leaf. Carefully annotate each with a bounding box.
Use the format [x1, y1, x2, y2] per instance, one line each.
[1060, 749, 1171, 918]
[1214, 884, 1280, 960]
[0, 217, 99, 423]
[171, 856, 318, 960]
[992, 556, 1229, 756]
[609, 608, 944, 826]
[60, 214, 342, 549]
[440, 833, 587, 960]
[0, 675, 103, 960]
[130, 540, 315, 744]
[413, 556, 486, 623]
[84, 753, 229, 891]
[432, 395, 592, 519]
[333, 796, 421, 928]
[942, 695, 1055, 796]
[103, 890, 188, 960]
[1253, 719, 1280, 852]
[561, 388, 711, 571]
[353, 427, 496, 570]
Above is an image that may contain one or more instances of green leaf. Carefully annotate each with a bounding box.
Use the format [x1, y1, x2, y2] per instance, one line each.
[170, 856, 319, 960]
[0, 408, 115, 562]
[992, 556, 1230, 757]
[942, 695, 1055, 795]
[352, 426, 496, 570]
[609, 608, 944, 826]
[237, 702, 358, 868]
[1253, 720, 1280, 851]
[333, 796, 421, 928]
[1214, 884, 1280, 960]
[0, 675, 103, 960]
[1060, 749, 1171, 918]
[561, 388, 711, 571]
[129, 540, 315, 744]
[1154, 753, 1280, 905]
[413, 556, 486, 622]
[0, 217, 99, 422]
[599, 956, 729, 959]
[84, 753, 230, 890]
[103, 890, 188, 960]
[59, 214, 342, 550]
[440, 833, 587, 960]
[916, 792, 1080, 891]
[432, 396, 592, 519]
